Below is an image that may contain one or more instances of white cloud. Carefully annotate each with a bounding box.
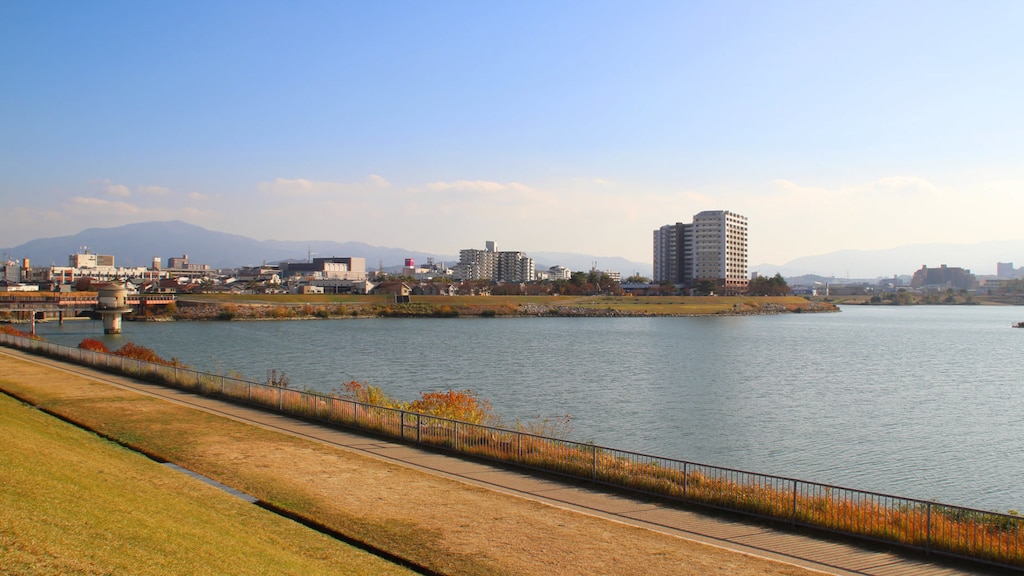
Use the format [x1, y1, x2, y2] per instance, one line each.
[69, 196, 141, 214]
[367, 174, 391, 188]
[9, 171, 1022, 274]
[739, 175, 1024, 265]
[259, 175, 392, 199]
[137, 185, 171, 196]
[425, 179, 512, 193]
[102, 180, 131, 197]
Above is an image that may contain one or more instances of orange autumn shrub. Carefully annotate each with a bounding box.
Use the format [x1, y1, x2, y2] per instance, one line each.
[78, 338, 109, 353]
[335, 380, 401, 408]
[113, 342, 182, 367]
[409, 389, 493, 424]
[0, 325, 43, 340]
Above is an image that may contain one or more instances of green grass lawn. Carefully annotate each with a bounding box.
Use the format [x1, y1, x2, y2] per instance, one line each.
[0, 392, 413, 576]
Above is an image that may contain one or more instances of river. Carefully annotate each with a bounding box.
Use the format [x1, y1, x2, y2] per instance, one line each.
[33, 305, 1024, 512]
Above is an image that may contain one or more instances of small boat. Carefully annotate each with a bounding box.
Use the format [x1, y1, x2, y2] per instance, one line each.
[1014, 322, 1024, 328]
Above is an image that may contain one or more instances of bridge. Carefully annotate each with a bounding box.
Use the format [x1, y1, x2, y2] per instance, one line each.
[0, 293, 176, 309]
[0, 293, 177, 332]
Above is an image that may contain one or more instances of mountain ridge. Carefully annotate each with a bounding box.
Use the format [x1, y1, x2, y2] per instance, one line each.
[3, 220, 1021, 279]
[0, 220, 654, 276]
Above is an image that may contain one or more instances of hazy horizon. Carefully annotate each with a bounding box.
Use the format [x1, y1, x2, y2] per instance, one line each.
[3, 2, 1023, 266]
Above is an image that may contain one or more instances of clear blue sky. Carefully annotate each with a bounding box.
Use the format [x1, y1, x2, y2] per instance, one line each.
[2, 1, 1023, 267]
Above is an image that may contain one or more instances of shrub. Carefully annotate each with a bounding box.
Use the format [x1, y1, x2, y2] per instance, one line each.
[113, 342, 181, 366]
[266, 369, 290, 388]
[409, 389, 493, 424]
[78, 338, 109, 353]
[1, 325, 31, 337]
[432, 305, 460, 318]
[0, 325, 43, 340]
[334, 380, 401, 408]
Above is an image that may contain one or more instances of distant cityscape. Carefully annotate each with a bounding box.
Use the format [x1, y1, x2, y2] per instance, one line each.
[2, 212, 1024, 297]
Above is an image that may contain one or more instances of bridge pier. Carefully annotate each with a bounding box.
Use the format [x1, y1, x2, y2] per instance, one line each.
[95, 284, 133, 335]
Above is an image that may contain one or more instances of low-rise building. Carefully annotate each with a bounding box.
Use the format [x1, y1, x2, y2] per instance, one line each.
[910, 265, 977, 290]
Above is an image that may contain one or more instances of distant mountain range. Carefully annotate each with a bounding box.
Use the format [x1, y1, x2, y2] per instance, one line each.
[3, 220, 1021, 280]
[0, 220, 653, 276]
[751, 240, 1024, 280]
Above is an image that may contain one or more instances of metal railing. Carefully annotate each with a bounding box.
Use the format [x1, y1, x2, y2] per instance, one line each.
[2, 331, 1021, 571]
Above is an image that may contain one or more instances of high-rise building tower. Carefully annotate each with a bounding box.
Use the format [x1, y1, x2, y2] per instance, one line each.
[653, 210, 748, 292]
[692, 210, 748, 292]
[652, 222, 692, 284]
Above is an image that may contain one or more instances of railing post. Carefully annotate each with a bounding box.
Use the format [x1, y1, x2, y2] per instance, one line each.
[454, 421, 459, 452]
[416, 413, 421, 444]
[926, 502, 932, 552]
[517, 430, 522, 463]
[792, 480, 798, 526]
[682, 462, 688, 499]
[592, 445, 598, 480]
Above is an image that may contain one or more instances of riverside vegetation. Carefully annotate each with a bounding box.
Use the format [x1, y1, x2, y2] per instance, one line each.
[142, 294, 837, 321]
[0, 328, 1020, 571]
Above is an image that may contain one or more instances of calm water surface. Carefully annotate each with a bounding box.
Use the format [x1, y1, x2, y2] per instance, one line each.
[37, 305, 1024, 511]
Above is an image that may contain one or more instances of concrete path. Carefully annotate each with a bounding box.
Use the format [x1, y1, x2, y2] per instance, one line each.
[3, 348, 1010, 576]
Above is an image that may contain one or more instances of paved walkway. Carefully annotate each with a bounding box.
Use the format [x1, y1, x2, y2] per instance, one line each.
[2, 348, 1010, 576]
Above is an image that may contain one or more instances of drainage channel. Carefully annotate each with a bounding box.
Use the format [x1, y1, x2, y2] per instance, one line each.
[161, 463, 259, 503]
[157, 462, 442, 575]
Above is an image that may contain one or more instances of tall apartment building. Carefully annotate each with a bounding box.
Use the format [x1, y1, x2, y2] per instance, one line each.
[652, 222, 692, 284]
[453, 241, 535, 282]
[653, 210, 748, 292]
[693, 210, 748, 292]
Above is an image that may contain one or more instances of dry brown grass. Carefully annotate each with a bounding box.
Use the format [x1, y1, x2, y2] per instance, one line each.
[0, 386, 412, 575]
[0, 350, 817, 576]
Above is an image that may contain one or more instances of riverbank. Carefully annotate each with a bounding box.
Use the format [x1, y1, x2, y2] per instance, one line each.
[0, 349, 824, 576]
[150, 294, 838, 321]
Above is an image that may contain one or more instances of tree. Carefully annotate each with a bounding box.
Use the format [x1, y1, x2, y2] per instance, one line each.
[694, 280, 718, 296]
[747, 273, 790, 296]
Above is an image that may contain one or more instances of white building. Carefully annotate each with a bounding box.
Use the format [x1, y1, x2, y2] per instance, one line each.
[547, 265, 571, 281]
[653, 210, 748, 292]
[692, 210, 748, 292]
[453, 241, 535, 282]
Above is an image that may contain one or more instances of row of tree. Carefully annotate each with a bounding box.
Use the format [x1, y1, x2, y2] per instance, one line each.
[412, 271, 792, 297]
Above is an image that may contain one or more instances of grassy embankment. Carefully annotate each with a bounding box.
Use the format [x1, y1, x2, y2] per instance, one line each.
[0, 351, 818, 576]
[0, 391, 413, 576]
[170, 294, 835, 320]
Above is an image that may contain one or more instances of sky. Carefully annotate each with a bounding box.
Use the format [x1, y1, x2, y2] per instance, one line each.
[2, 1, 1024, 268]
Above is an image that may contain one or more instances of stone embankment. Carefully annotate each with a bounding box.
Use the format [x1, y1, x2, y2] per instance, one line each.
[518, 301, 837, 317]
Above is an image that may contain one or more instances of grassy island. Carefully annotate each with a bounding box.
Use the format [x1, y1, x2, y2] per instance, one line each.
[153, 294, 837, 321]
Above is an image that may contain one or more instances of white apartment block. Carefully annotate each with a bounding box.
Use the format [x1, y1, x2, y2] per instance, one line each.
[453, 242, 535, 282]
[692, 210, 748, 292]
[653, 210, 748, 292]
